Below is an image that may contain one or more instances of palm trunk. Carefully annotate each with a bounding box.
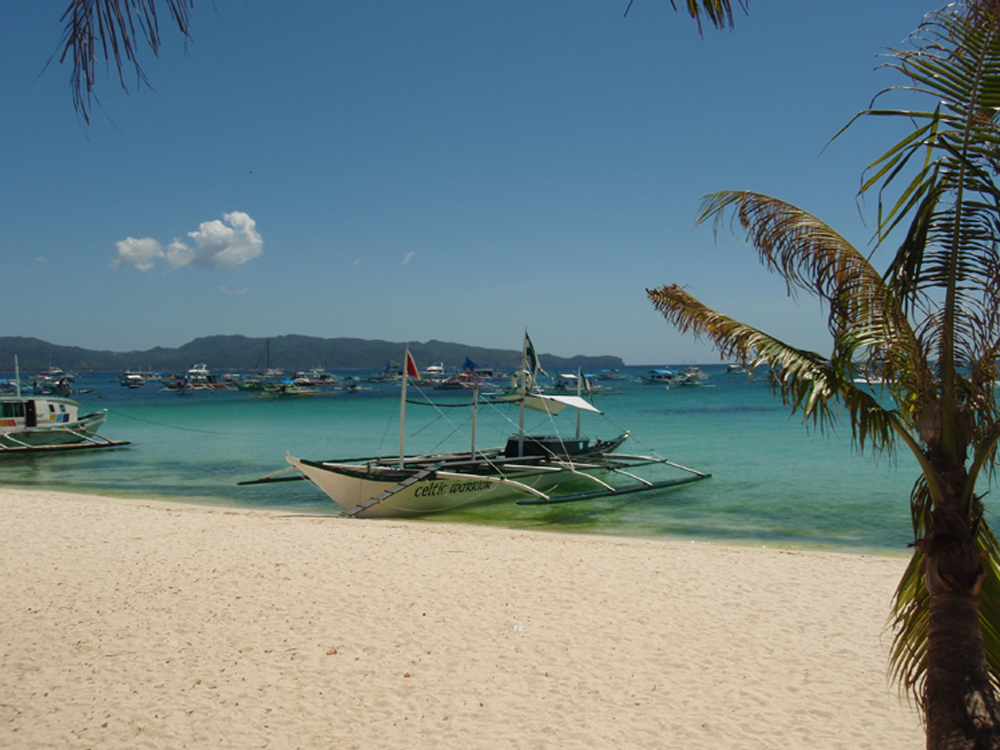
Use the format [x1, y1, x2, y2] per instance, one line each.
[925, 589, 1000, 749]
[923, 505, 1000, 750]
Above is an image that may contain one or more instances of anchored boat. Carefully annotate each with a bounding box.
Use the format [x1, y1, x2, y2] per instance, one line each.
[0, 359, 128, 453]
[243, 333, 709, 517]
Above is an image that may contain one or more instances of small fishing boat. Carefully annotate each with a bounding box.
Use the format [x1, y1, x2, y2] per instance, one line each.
[252, 382, 323, 398]
[244, 333, 709, 517]
[432, 372, 488, 390]
[0, 359, 128, 453]
[186, 363, 228, 389]
[643, 366, 709, 387]
[423, 362, 447, 380]
[643, 368, 683, 384]
[292, 367, 341, 387]
[120, 372, 145, 388]
[674, 366, 710, 386]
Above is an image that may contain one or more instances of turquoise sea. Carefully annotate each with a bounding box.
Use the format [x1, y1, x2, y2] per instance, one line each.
[1, 365, 950, 555]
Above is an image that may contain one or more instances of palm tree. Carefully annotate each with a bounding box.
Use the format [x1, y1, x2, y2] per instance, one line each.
[57, 0, 745, 124]
[647, 3, 1000, 748]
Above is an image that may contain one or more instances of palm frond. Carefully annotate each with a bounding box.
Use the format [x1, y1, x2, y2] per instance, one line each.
[696, 191, 936, 422]
[673, 0, 746, 33]
[646, 283, 908, 454]
[625, 0, 747, 33]
[860, 3, 1000, 296]
[58, 0, 194, 124]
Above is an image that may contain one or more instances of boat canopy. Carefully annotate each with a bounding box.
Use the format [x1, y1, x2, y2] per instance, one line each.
[494, 392, 602, 415]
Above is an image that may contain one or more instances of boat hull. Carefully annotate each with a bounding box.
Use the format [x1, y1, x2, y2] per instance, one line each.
[287, 452, 624, 518]
[0, 397, 109, 449]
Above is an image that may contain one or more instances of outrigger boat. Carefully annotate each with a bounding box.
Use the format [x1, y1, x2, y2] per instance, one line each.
[0, 358, 129, 453]
[243, 333, 709, 518]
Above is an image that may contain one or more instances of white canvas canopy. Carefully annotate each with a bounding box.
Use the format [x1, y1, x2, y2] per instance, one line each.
[495, 392, 602, 415]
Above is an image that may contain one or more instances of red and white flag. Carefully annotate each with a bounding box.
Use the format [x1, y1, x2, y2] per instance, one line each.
[405, 349, 419, 380]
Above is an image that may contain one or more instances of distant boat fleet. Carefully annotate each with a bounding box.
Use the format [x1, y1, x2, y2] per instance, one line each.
[0, 348, 747, 465]
[4, 357, 753, 401]
[95, 359, 733, 395]
[116, 357, 520, 395]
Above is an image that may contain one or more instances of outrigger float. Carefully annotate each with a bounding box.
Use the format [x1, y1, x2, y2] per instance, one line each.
[242, 333, 709, 518]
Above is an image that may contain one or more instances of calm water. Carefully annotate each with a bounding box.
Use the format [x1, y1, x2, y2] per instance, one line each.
[1, 366, 945, 554]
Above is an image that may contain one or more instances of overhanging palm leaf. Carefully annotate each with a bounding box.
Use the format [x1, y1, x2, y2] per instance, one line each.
[624, 0, 747, 33]
[64, 0, 746, 125]
[57, 0, 195, 124]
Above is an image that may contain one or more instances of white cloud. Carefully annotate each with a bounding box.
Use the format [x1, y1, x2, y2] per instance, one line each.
[113, 212, 263, 272]
[165, 239, 195, 269]
[402, 251, 416, 265]
[181, 211, 263, 270]
[219, 285, 249, 295]
[113, 237, 165, 271]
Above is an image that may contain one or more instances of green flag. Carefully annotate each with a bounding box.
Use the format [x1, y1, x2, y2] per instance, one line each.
[525, 332, 547, 386]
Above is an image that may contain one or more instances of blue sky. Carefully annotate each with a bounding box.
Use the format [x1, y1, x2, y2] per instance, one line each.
[2, 1, 929, 365]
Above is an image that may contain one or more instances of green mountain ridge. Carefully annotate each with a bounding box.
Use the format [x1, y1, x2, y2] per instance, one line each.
[0, 335, 626, 374]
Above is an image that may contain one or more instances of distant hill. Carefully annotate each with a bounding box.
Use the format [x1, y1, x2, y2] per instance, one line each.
[0, 335, 625, 374]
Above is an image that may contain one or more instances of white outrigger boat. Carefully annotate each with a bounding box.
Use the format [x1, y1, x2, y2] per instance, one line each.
[0, 358, 129, 453]
[243, 334, 709, 518]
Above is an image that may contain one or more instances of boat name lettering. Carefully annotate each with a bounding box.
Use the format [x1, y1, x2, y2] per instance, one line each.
[448, 480, 493, 494]
[414, 480, 493, 498]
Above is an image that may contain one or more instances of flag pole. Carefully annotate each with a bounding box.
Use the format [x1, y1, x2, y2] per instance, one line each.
[400, 345, 410, 469]
[518, 330, 529, 457]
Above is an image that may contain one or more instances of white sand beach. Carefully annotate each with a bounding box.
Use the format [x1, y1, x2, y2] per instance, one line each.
[0, 488, 922, 749]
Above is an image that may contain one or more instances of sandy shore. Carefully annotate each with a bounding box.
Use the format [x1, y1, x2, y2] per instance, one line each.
[1, 489, 922, 749]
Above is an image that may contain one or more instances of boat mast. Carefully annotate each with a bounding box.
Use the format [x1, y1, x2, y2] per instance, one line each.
[14, 355, 21, 398]
[471, 383, 479, 460]
[517, 331, 528, 458]
[576, 366, 583, 439]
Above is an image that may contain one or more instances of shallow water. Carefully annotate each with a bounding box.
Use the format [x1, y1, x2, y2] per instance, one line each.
[1, 366, 944, 554]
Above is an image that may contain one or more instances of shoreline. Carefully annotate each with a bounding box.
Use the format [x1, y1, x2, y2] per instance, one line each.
[1, 488, 923, 748]
[3, 481, 916, 558]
